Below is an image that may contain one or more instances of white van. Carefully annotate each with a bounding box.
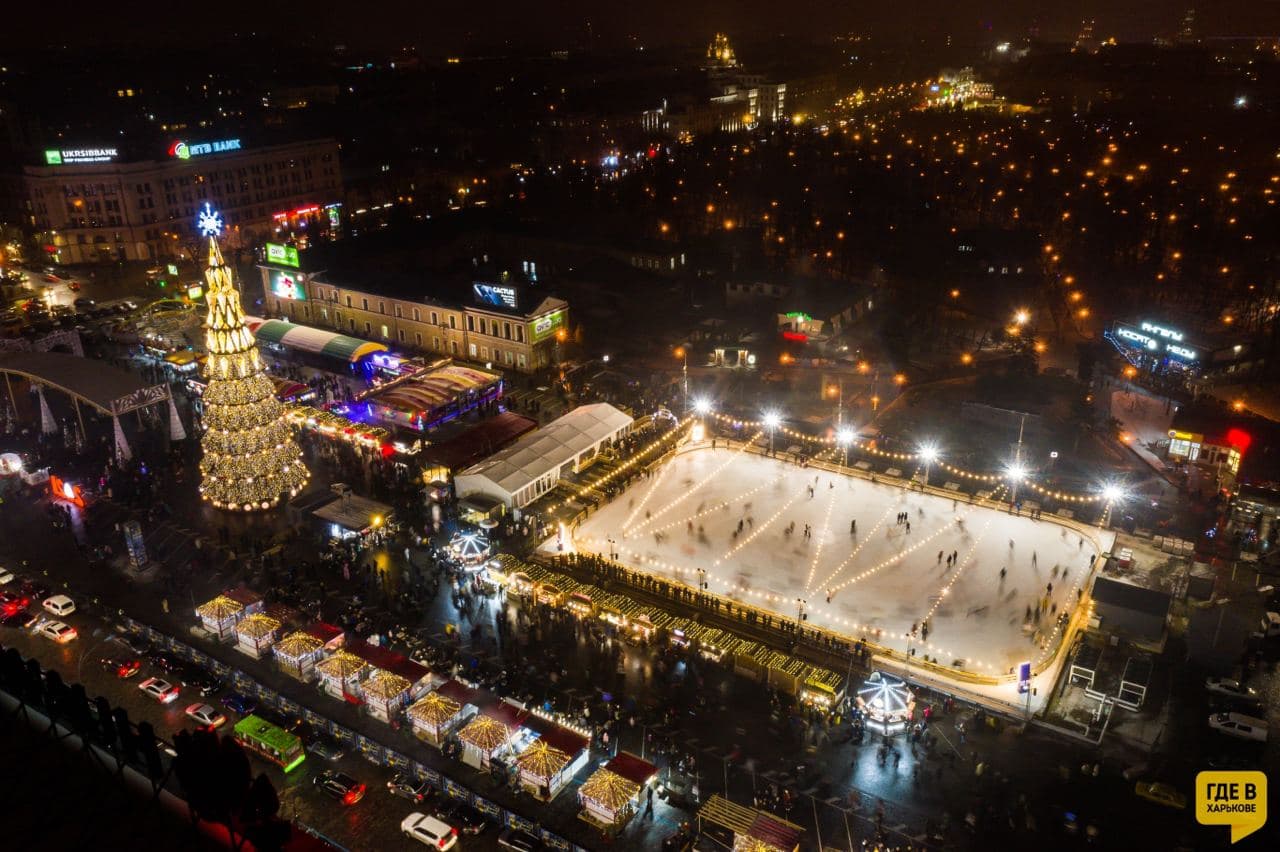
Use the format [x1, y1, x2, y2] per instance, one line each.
[1208, 712, 1268, 742]
[43, 594, 76, 617]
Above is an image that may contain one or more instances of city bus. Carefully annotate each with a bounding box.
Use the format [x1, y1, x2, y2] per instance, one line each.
[233, 714, 306, 773]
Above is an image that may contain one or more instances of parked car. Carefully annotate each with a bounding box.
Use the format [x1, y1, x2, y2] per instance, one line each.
[42, 594, 76, 617]
[1134, 782, 1186, 810]
[497, 827, 544, 851]
[37, 620, 77, 643]
[314, 770, 366, 805]
[0, 609, 37, 628]
[0, 568, 14, 585]
[111, 633, 150, 656]
[387, 772, 434, 803]
[1208, 712, 1268, 742]
[192, 673, 224, 697]
[102, 656, 142, 679]
[401, 813, 457, 850]
[305, 731, 344, 761]
[146, 651, 187, 678]
[220, 692, 257, 715]
[19, 580, 50, 601]
[0, 590, 32, 611]
[139, 677, 181, 704]
[434, 801, 488, 835]
[184, 703, 228, 729]
[253, 706, 305, 734]
[1205, 677, 1261, 703]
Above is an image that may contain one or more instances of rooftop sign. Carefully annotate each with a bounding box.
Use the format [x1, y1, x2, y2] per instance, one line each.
[44, 147, 119, 165]
[169, 138, 242, 159]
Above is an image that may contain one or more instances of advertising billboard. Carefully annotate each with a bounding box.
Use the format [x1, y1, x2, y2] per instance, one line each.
[44, 147, 119, 165]
[269, 269, 306, 301]
[530, 309, 566, 342]
[169, 138, 242, 159]
[265, 243, 300, 268]
[473, 282, 518, 310]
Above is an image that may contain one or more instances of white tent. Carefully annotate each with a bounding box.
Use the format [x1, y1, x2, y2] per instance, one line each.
[455, 403, 633, 508]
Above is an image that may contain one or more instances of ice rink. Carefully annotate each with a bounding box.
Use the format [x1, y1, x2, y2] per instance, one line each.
[569, 445, 1108, 675]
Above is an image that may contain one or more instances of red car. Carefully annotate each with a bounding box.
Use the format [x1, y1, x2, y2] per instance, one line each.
[102, 656, 142, 679]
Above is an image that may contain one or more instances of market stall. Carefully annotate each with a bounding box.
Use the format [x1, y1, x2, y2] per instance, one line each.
[456, 702, 529, 770]
[408, 690, 473, 748]
[315, 651, 369, 703]
[362, 671, 413, 722]
[234, 613, 282, 659]
[518, 717, 590, 801]
[799, 667, 846, 709]
[274, 631, 324, 681]
[195, 595, 244, 641]
[578, 752, 657, 830]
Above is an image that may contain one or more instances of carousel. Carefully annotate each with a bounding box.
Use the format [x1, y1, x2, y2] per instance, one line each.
[855, 670, 915, 734]
[446, 528, 494, 566]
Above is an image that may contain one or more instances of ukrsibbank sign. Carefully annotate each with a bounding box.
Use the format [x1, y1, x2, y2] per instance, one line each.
[169, 138, 242, 159]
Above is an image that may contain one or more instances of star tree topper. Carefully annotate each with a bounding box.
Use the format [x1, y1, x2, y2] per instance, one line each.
[197, 202, 223, 238]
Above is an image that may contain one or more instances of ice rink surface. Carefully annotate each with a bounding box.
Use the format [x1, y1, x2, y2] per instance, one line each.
[570, 445, 1107, 675]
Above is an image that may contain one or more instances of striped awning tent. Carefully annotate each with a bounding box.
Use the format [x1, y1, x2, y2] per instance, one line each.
[246, 318, 388, 363]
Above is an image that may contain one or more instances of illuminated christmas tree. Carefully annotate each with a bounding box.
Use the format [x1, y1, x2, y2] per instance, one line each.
[197, 204, 309, 510]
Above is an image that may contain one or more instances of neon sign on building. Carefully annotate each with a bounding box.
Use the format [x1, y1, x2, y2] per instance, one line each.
[169, 138, 242, 159]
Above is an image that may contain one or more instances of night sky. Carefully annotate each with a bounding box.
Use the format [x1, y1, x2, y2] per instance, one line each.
[22, 1, 1280, 51]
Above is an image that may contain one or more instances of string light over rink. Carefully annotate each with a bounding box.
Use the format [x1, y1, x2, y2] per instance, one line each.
[707, 411, 1123, 507]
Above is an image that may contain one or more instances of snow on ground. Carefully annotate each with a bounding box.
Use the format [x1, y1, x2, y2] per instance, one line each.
[568, 445, 1108, 677]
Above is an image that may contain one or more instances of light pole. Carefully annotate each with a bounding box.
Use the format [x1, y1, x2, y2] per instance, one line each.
[674, 346, 689, 410]
[837, 428, 854, 468]
[763, 411, 781, 455]
[796, 597, 807, 623]
[918, 444, 939, 488]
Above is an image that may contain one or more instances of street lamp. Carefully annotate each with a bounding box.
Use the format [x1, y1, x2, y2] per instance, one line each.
[1006, 462, 1027, 508]
[837, 427, 854, 466]
[693, 397, 712, 416]
[674, 346, 689, 410]
[1013, 309, 1030, 326]
[918, 443, 939, 486]
[763, 410, 781, 455]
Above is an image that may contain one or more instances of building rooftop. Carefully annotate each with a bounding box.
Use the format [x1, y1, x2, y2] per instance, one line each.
[1092, 576, 1172, 618]
[457, 403, 632, 497]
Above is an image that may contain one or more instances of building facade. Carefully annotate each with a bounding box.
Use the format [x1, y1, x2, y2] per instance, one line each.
[23, 137, 342, 263]
[257, 263, 568, 374]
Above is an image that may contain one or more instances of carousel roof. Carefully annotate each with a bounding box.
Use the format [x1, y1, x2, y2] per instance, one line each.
[362, 670, 412, 700]
[857, 670, 913, 715]
[408, 691, 461, 726]
[196, 595, 244, 621]
[449, 530, 491, 559]
[315, 651, 368, 680]
[275, 631, 323, 658]
[458, 715, 510, 751]
[515, 739, 571, 778]
[579, 767, 640, 811]
[236, 613, 281, 639]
